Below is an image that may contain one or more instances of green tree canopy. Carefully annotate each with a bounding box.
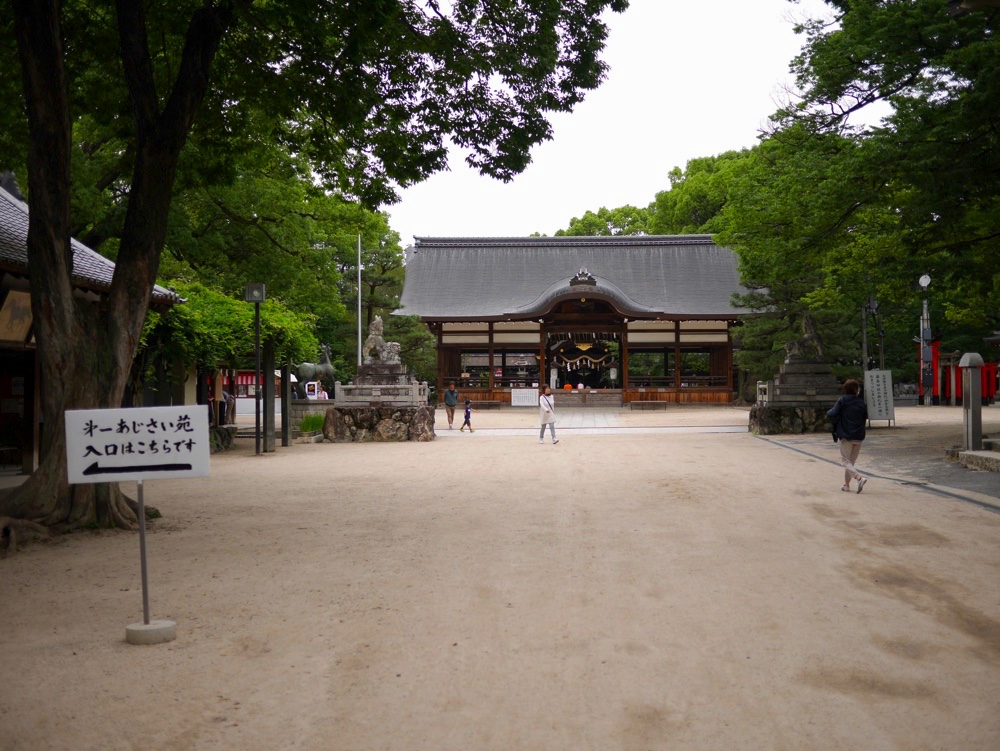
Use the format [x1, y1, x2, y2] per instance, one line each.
[1, 0, 629, 530]
[554, 205, 648, 236]
[712, 0, 998, 390]
[774, 0, 999, 324]
[647, 151, 750, 235]
[143, 281, 319, 375]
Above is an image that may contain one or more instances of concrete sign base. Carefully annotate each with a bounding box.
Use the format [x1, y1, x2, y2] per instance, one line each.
[125, 619, 177, 646]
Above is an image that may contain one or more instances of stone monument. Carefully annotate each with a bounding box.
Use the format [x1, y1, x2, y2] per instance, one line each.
[748, 316, 843, 435]
[324, 316, 435, 442]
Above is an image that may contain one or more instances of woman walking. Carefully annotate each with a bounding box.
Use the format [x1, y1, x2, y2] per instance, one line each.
[539, 385, 559, 445]
[827, 379, 869, 493]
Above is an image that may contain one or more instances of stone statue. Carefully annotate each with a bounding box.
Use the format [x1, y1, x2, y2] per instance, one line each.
[362, 316, 401, 365]
[784, 314, 826, 363]
[293, 343, 336, 398]
[381, 341, 402, 365]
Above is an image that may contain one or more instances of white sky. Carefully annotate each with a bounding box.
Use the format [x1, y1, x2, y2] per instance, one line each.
[386, 0, 832, 246]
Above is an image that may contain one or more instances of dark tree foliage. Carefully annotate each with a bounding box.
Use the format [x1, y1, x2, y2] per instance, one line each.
[1, 0, 628, 530]
[715, 0, 998, 390]
[776, 0, 999, 325]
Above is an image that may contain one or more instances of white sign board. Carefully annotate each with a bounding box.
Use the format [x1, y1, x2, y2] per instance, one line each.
[511, 388, 539, 407]
[65, 405, 210, 484]
[864, 369, 895, 422]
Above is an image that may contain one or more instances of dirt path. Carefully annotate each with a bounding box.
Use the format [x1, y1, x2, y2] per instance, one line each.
[1, 405, 998, 750]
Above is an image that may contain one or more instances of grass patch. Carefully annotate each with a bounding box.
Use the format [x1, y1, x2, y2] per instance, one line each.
[300, 414, 325, 433]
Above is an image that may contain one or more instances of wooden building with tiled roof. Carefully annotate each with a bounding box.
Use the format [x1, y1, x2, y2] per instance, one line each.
[0, 178, 182, 472]
[396, 235, 750, 406]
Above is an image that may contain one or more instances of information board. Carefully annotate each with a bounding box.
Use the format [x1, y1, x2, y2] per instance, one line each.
[65, 405, 210, 483]
[864, 369, 895, 423]
[511, 388, 539, 407]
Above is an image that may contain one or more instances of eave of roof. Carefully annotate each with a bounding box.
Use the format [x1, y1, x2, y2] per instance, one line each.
[398, 235, 750, 321]
[0, 185, 182, 306]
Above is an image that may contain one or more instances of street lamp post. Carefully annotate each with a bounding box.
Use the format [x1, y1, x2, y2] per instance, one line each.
[244, 283, 266, 454]
[918, 274, 932, 406]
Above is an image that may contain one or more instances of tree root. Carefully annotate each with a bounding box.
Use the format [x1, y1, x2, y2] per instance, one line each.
[0, 516, 51, 558]
[123, 495, 161, 520]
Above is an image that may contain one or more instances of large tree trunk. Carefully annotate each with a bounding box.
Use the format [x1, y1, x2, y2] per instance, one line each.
[2, 0, 235, 534]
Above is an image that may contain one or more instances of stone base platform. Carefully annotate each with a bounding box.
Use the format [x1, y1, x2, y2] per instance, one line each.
[748, 403, 831, 435]
[323, 406, 435, 443]
[957, 450, 1000, 473]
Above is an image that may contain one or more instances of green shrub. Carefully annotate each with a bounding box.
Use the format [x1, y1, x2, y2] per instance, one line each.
[300, 414, 325, 433]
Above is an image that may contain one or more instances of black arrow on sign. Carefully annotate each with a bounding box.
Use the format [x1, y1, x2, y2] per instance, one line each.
[82, 461, 193, 476]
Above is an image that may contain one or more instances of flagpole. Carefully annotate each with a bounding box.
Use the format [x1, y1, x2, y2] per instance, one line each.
[357, 234, 362, 368]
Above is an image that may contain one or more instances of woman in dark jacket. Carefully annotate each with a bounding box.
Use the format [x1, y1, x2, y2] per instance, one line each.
[827, 379, 869, 493]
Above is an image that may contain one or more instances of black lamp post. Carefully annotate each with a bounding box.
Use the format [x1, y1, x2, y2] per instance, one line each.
[244, 283, 266, 454]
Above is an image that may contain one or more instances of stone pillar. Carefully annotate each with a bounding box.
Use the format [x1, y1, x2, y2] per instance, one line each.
[960, 352, 984, 451]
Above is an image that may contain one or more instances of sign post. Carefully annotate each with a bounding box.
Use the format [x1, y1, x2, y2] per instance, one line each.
[65, 405, 210, 645]
[864, 369, 895, 427]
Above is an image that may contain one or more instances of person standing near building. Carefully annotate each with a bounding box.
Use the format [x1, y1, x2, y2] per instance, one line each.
[220, 389, 236, 424]
[443, 381, 459, 429]
[827, 379, 869, 493]
[539, 385, 558, 445]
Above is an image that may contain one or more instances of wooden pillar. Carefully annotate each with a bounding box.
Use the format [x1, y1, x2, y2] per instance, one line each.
[621, 320, 629, 388]
[488, 322, 495, 390]
[280, 362, 291, 447]
[674, 321, 682, 388]
[212, 371, 225, 426]
[727, 326, 734, 391]
[436, 325, 444, 395]
[538, 322, 546, 377]
[23, 349, 38, 473]
[263, 340, 276, 452]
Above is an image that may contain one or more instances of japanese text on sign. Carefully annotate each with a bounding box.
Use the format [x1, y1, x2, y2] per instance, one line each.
[65, 406, 210, 483]
[864, 369, 895, 422]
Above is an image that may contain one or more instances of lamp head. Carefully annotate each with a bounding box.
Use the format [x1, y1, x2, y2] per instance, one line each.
[244, 283, 266, 303]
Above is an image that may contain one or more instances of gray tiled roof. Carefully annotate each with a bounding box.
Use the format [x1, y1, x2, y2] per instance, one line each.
[397, 235, 750, 320]
[0, 184, 181, 306]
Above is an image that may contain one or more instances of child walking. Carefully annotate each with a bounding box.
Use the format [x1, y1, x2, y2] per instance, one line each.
[459, 399, 475, 432]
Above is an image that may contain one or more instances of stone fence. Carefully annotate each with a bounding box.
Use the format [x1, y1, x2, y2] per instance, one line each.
[334, 380, 430, 407]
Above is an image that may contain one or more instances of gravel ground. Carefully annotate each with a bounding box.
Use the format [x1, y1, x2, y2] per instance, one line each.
[1, 403, 997, 750]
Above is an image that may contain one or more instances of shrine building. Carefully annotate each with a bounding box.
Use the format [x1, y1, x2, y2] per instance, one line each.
[396, 235, 750, 407]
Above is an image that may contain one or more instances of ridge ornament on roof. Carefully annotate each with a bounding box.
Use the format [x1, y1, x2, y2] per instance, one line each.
[570, 268, 597, 287]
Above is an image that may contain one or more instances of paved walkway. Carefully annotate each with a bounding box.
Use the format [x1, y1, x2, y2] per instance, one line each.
[439, 407, 747, 436]
[438, 405, 1000, 507]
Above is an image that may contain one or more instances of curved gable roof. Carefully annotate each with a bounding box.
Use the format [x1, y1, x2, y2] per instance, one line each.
[505, 273, 662, 318]
[398, 235, 749, 321]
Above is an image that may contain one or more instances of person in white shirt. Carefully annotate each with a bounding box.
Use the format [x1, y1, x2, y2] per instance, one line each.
[538, 385, 559, 445]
